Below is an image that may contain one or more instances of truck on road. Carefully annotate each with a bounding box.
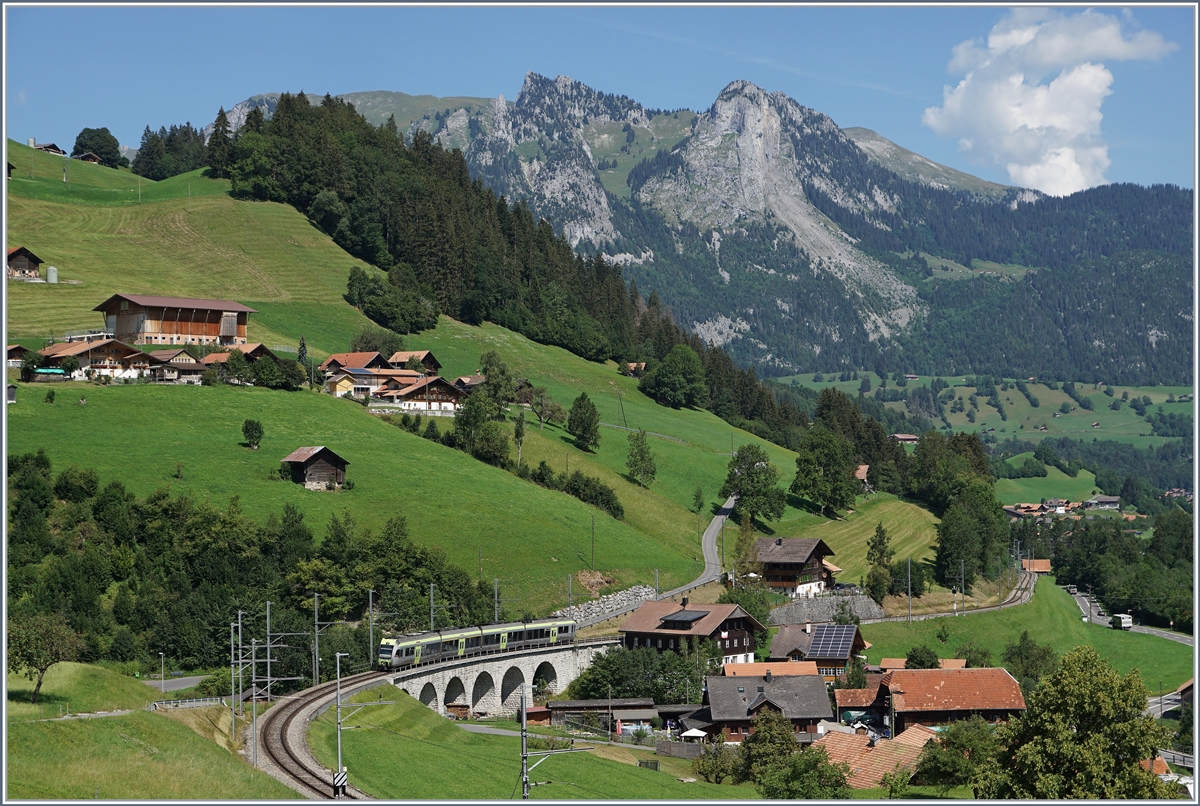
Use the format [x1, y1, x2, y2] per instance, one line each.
[1067, 584, 1077, 594]
[1111, 613, 1133, 630]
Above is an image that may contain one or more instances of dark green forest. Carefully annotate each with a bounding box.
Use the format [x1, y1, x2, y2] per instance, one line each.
[6, 449, 499, 682]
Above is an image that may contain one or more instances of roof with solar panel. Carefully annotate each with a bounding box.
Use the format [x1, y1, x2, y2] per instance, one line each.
[807, 624, 863, 660]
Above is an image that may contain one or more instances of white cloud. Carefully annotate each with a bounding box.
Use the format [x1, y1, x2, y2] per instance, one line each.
[924, 8, 1176, 195]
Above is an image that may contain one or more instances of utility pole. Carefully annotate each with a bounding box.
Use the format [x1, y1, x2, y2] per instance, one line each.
[430, 583, 436, 631]
[336, 652, 346, 798]
[367, 590, 375, 670]
[237, 611, 245, 716]
[567, 576, 572, 623]
[265, 602, 272, 702]
[960, 559, 965, 614]
[314, 594, 321, 685]
[251, 639, 258, 768]
[591, 514, 595, 571]
[494, 579, 500, 623]
[159, 652, 165, 695]
[907, 558, 911, 624]
[229, 623, 236, 741]
[655, 569, 659, 601]
[521, 687, 529, 799]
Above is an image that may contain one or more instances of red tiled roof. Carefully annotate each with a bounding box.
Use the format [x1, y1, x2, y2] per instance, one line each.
[1139, 756, 1169, 775]
[939, 658, 967, 669]
[882, 668, 1026, 713]
[879, 658, 908, 671]
[834, 673, 884, 709]
[618, 600, 762, 638]
[1022, 559, 1052, 573]
[319, 352, 387, 370]
[92, 294, 256, 313]
[724, 662, 818, 677]
[815, 725, 937, 788]
[855, 464, 869, 481]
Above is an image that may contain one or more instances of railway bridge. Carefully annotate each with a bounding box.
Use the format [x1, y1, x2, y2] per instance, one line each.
[378, 638, 619, 719]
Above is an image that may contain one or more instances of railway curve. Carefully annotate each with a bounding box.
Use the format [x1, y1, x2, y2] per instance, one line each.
[254, 670, 386, 800]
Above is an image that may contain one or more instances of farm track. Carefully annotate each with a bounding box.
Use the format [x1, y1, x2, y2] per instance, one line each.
[255, 670, 386, 800]
[860, 569, 1038, 624]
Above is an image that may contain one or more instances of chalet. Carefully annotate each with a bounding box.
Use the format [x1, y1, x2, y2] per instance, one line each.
[318, 352, 392, 376]
[724, 661, 818, 677]
[767, 623, 867, 680]
[1021, 559, 1052, 575]
[388, 350, 442, 374]
[619, 598, 763, 665]
[891, 433, 920, 445]
[704, 672, 832, 743]
[147, 347, 204, 384]
[454, 373, 486, 394]
[1085, 494, 1121, 510]
[7, 344, 32, 367]
[875, 668, 1025, 733]
[814, 725, 938, 789]
[7, 246, 43, 280]
[372, 375, 465, 413]
[757, 537, 838, 597]
[200, 343, 279, 366]
[904, 374, 919, 380]
[31, 142, 66, 155]
[39, 339, 155, 379]
[92, 294, 257, 346]
[72, 152, 102, 164]
[855, 464, 872, 494]
[280, 446, 349, 490]
[324, 367, 422, 398]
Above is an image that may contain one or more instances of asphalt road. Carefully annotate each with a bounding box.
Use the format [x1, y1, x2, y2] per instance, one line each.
[660, 495, 735, 599]
[140, 675, 208, 692]
[1071, 592, 1194, 647]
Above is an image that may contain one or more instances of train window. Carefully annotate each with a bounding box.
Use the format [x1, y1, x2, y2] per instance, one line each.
[467, 637, 480, 648]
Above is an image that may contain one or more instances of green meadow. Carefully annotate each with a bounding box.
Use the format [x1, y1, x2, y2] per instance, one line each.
[860, 577, 1192, 690]
[5, 382, 701, 613]
[993, 453, 1102, 505]
[309, 684, 756, 799]
[779, 373, 1192, 450]
[6, 662, 296, 799]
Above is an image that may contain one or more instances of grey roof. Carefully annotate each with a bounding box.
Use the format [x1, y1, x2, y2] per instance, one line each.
[705, 675, 832, 723]
[770, 624, 813, 658]
[681, 707, 714, 730]
[756, 537, 835, 564]
[613, 709, 658, 721]
[547, 698, 653, 710]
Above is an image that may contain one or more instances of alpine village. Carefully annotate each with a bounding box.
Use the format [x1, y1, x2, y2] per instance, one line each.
[5, 31, 1195, 803]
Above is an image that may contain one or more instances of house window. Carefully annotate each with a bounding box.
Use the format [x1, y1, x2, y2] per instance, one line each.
[657, 639, 662, 649]
[669, 639, 675, 649]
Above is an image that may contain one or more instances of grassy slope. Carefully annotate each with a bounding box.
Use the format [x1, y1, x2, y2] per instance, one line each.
[6, 711, 299, 799]
[860, 577, 1193, 690]
[5, 383, 697, 613]
[6, 662, 159, 720]
[778, 374, 1192, 450]
[6, 661, 296, 799]
[792, 494, 938, 584]
[309, 685, 756, 799]
[993, 453, 1101, 505]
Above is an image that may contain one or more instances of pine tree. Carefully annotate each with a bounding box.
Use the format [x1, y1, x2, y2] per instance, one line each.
[207, 107, 233, 178]
[513, 411, 526, 470]
[866, 522, 894, 569]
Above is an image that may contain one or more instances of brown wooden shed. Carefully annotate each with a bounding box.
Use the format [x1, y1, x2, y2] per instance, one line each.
[280, 446, 349, 489]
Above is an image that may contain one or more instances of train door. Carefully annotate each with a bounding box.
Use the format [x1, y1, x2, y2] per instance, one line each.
[500, 632, 508, 651]
[550, 626, 558, 644]
[458, 637, 466, 657]
[414, 644, 422, 665]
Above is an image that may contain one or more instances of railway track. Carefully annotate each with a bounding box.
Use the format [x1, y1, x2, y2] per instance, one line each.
[859, 569, 1038, 624]
[255, 670, 386, 799]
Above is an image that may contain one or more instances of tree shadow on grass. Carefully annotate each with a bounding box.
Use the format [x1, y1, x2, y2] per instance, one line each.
[786, 492, 824, 516]
[7, 687, 68, 708]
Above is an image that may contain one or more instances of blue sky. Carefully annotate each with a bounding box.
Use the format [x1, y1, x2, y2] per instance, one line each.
[4, 4, 1195, 193]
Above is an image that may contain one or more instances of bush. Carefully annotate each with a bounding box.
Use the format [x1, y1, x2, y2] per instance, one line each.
[44, 389, 56, 404]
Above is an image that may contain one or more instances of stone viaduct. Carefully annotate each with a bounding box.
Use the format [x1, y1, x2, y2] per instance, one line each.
[382, 638, 618, 718]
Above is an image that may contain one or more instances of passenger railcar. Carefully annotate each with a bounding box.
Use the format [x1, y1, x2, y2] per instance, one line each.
[377, 618, 576, 671]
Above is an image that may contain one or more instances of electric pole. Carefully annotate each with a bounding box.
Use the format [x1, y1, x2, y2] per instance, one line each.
[907, 558, 911, 624]
[591, 514, 595, 570]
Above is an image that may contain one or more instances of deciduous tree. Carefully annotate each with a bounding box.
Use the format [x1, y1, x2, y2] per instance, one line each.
[72, 126, 121, 168]
[973, 646, 1175, 799]
[790, 426, 858, 518]
[755, 745, 851, 799]
[567, 392, 600, 452]
[904, 644, 940, 669]
[242, 419, 264, 449]
[692, 739, 738, 784]
[7, 613, 84, 704]
[915, 715, 999, 795]
[737, 709, 799, 784]
[720, 444, 786, 526]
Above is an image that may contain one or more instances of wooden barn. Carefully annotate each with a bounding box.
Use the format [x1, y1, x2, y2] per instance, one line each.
[73, 152, 102, 164]
[7, 246, 43, 280]
[280, 446, 349, 490]
[92, 294, 257, 347]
